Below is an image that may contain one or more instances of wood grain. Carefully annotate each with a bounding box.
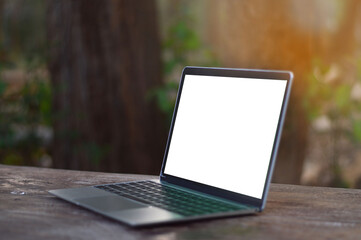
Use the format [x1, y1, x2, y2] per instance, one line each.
[1, 164, 361, 240]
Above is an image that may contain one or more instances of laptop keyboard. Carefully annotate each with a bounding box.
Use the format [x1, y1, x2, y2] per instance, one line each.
[95, 180, 246, 217]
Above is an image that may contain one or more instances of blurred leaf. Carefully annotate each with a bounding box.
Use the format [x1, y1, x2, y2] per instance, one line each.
[173, 21, 188, 40]
[353, 120, 361, 143]
[334, 84, 350, 110]
[330, 162, 350, 188]
[0, 0, 51, 167]
[0, 81, 8, 96]
[183, 31, 200, 50]
[2, 153, 24, 166]
[164, 58, 178, 74]
[306, 104, 321, 121]
[147, 82, 178, 120]
[155, 2, 220, 122]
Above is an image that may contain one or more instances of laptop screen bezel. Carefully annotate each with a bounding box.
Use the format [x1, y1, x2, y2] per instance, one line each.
[160, 66, 293, 210]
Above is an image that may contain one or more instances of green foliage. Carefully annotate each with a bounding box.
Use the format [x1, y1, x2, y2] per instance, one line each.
[21, 77, 52, 125]
[352, 120, 361, 142]
[150, 2, 220, 122]
[1, 0, 47, 68]
[163, 21, 201, 72]
[303, 57, 361, 188]
[0, 0, 51, 166]
[304, 58, 361, 128]
[0, 74, 52, 166]
[0, 81, 7, 95]
[148, 81, 178, 118]
[330, 162, 351, 188]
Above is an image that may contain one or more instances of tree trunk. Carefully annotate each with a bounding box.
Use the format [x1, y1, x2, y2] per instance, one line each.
[47, 0, 167, 174]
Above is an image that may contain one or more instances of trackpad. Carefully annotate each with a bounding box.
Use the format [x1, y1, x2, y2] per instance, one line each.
[74, 196, 147, 212]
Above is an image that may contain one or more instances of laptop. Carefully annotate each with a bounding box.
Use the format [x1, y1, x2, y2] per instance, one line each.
[49, 66, 293, 227]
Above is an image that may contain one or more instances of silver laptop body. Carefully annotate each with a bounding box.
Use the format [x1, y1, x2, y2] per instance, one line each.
[50, 66, 293, 227]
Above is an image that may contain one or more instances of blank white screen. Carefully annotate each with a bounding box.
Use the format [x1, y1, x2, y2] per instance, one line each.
[164, 75, 287, 199]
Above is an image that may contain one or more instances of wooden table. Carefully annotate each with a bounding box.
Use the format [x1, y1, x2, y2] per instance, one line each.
[1, 164, 361, 240]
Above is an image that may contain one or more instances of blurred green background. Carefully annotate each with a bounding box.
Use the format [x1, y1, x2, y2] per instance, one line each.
[1, 0, 361, 188]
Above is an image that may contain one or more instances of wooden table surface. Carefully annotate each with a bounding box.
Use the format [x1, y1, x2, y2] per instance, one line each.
[1, 164, 361, 240]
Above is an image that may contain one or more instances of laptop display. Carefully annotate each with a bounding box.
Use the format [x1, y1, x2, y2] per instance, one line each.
[163, 74, 287, 199]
